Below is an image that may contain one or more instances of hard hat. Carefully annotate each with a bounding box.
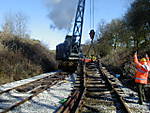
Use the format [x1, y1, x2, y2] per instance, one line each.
[140, 58, 146, 62]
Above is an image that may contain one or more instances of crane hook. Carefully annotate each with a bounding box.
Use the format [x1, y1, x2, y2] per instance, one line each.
[89, 29, 95, 40]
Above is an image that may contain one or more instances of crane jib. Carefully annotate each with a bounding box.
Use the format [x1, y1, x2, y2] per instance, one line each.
[56, 0, 86, 61]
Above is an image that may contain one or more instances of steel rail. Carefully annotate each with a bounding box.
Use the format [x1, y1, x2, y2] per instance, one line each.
[56, 62, 132, 113]
[0, 72, 63, 95]
[56, 89, 85, 113]
[0, 81, 59, 113]
[56, 64, 85, 113]
[99, 68, 132, 113]
[0, 72, 67, 113]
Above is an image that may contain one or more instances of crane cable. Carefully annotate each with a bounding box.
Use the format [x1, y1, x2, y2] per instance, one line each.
[92, 0, 94, 29]
[90, 0, 91, 28]
[86, 0, 97, 58]
[90, 0, 94, 29]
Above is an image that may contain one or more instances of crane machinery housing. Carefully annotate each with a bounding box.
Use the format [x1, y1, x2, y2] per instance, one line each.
[56, 0, 86, 71]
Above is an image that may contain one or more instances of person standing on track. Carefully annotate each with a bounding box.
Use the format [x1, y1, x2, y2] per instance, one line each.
[134, 52, 150, 105]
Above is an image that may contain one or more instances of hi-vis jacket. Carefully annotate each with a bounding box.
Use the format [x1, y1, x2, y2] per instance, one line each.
[134, 54, 150, 84]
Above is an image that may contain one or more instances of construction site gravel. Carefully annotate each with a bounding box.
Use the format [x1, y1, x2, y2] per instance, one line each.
[0, 73, 76, 113]
[0, 71, 150, 113]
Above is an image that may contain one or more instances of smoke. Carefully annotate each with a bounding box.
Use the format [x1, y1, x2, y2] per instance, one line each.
[44, 0, 78, 30]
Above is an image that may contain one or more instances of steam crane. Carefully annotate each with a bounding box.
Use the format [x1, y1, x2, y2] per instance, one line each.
[56, 0, 86, 71]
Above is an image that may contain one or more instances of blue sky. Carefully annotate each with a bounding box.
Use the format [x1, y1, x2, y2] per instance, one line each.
[0, 0, 132, 50]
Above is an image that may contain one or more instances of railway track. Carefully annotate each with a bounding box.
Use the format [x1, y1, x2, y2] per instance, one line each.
[0, 62, 148, 113]
[56, 61, 132, 113]
[0, 72, 68, 113]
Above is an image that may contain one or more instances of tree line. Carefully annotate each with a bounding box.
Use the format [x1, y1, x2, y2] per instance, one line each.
[94, 0, 150, 57]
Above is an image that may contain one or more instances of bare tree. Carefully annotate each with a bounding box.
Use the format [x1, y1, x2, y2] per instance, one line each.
[2, 13, 14, 35]
[2, 12, 28, 38]
[14, 12, 28, 38]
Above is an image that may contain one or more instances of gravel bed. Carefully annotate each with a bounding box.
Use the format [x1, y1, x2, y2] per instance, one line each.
[101, 66, 150, 113]
[0, 90, 32, 112]
[10, 75, 75, 113]
[105, 71, 150, 113]
[121, 86, 150, 113]
[1, 66, 149, 113]
[0, 72, 76, 113]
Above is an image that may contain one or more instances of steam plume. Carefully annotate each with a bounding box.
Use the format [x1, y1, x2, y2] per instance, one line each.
[44, 0, 78, 30]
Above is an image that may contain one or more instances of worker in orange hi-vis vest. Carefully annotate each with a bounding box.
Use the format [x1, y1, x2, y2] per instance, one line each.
[134, 52, 150, 105]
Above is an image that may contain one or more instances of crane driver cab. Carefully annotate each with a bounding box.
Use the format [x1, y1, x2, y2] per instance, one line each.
[56, 35, 72, 60]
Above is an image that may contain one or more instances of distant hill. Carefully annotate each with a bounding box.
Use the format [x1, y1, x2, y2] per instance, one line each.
[0, 32, 57, 85]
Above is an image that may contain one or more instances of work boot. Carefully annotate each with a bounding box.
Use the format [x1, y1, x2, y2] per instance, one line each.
[143, 96, 146, 102]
